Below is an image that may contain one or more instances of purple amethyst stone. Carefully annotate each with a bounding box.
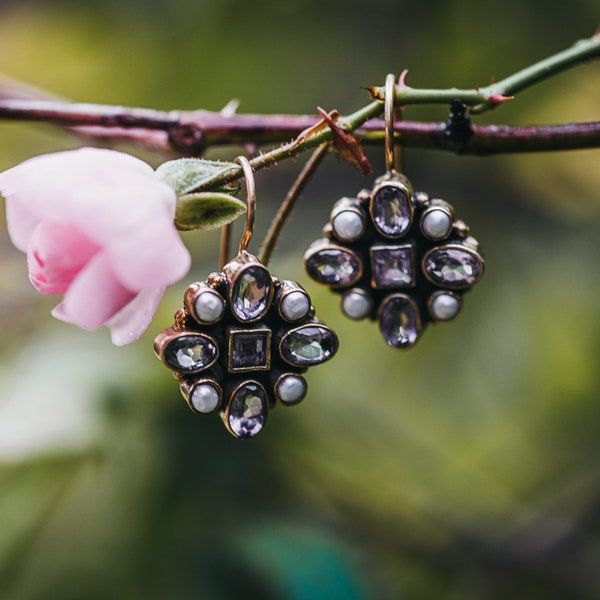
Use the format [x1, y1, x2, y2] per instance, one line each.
[371, 245, 414, 288]
[229, 329, 271, 372]
[304, 246, 361, 288]
[378, 295, 420, 348]
[164, 334, 218, 372]
[423, 246, 483, 289]
[280, 324, 339, 366]
[231, 265, 272, 322]
[227, 381, 267, 438]
[371, 184, 412, 238]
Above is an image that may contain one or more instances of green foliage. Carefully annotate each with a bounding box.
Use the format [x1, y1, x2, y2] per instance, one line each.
[174, 191, 246, 230]
[154, 158, 239, 196]
[155, 158, 246, 230]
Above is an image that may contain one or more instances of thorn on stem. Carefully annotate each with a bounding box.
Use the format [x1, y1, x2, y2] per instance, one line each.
[398, 69, 409, 89]
[487, 93, 514, 105]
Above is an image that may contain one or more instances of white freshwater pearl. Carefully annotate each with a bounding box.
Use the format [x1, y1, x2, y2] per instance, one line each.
[421, 209, 452, 240]
[194, 291, 225, 323]
[332, 210, 365, 242]
[280, 291, 310, 321]
[430, 293, 460, 321]
[190, 383, 220, 413]
[276, 375, 307, 404]
[341, 289, 372, 320]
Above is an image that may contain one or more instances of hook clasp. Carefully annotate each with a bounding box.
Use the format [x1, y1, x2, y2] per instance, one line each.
[384, 73, 403, 173]
[220, 156, 256, 268]
[235, 156, 256, 254]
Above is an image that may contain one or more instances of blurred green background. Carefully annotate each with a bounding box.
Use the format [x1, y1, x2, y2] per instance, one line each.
[0, 1, 599, 598]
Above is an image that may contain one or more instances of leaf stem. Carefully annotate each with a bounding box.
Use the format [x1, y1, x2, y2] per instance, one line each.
[259, 143, 329, 267]
[367, 31, 600, 113]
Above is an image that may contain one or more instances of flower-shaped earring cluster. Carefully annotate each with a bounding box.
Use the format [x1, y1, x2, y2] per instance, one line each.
[154, 157, 338, 438]
[303, 74, 483, 348]
[303, 170, 484, 348]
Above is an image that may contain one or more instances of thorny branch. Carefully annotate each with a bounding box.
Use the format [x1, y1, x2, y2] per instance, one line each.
[0, 100, 598, 157]
[0, 31, 597, 187]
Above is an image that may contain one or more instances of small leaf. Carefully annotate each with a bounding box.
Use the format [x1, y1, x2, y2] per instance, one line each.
[155, 158, 239, 196]
[317, 107, 373, 176]
[175, 192, 246, 231]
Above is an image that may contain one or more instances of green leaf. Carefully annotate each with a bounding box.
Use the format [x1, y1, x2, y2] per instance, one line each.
[155, 158, 239, 196]
[175, 192, 246, 230]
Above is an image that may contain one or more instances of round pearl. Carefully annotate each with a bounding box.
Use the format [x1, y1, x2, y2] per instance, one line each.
[276, 375, 307, 404]
[280, 290, 310, 321]
[341, 289, 372, 320]
[421, 209, 452, 240]
[190, 383, 220, 413]
[332, 210, 365, 242]
[430, 293, 460, 321]
[194, 291, 224, 323]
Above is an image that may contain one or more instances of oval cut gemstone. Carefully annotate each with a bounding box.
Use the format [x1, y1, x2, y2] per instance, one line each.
[304, 247, 361, 288]
[227, 381, 267, 438]
[423, 246, 483, 289]
[378, 295, 420, 348]
[280, 324, 339, 366]
[163, 334, 218, 372]
[231, 265, 272, 321]
[371, 184, 412, 238]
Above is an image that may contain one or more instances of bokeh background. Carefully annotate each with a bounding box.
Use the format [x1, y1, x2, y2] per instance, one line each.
[0, 1, 599, 598]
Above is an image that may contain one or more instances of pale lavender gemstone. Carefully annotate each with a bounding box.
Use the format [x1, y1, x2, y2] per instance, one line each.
[423, 247, 483, 289]
[228, 381, 267, 438]
[229, 330, 270, 371]
[305, 248, 361, 287]
[280, 325, 339, 366]
[371, 245, 414, 288]
[378, 295, 420, 348]
[371, 184, 412, 237]
[232, 265, 272, 321]
[164, 335, 218, 372]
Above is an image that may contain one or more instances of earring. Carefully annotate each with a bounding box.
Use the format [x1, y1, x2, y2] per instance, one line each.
[154, 157, 338, 439]
[304, 74, 484, 348]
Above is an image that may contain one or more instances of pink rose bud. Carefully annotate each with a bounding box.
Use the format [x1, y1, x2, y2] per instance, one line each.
[0, 147, 191, 345]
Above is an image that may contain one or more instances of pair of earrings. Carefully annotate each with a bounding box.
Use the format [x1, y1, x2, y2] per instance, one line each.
[154, 75, 484, 438]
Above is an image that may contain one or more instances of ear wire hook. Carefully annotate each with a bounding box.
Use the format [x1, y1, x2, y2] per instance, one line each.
[235, 155, 256, 254]
[219, 156, 256, 269]
[384, 73, 403, 173]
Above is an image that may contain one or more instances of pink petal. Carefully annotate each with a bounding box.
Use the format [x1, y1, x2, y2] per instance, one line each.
[51, 252, 135, 331]
[105, 287, 165, 346]
[0, 147, 175, 242]
[0, 147, 190, 291]
[107, 226, 191, 290]
[27, 221, 100, 294]
[3, 198, 40, 252]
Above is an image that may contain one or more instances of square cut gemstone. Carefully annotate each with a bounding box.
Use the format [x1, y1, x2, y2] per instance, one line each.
[370, 244, 415, 288]
[228, 328, 271, 372]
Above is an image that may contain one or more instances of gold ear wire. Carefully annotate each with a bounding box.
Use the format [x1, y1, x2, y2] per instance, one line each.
[235, 156, 256, 254]
[384, 73, 403, 173]
[219, 156, 256, 269]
